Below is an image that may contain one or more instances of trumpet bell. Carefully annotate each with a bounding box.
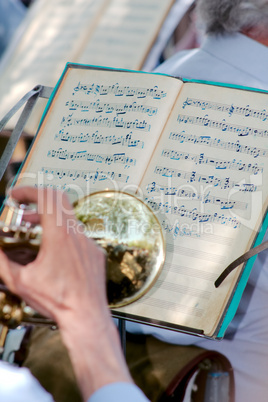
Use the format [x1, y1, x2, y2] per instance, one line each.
[0, 190, 165, 326]
[73, 190, 165, 308]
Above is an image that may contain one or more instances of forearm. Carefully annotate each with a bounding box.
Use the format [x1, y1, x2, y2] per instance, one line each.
[58, 312, 133, 401]
[0, 188, 136, 400]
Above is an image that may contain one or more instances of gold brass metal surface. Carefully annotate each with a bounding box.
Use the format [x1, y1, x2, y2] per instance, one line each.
[74, 190, 165, 308]
[0, 190, 165, 326]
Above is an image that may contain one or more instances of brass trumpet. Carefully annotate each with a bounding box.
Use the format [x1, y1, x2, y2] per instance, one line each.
[0, 190, 165, 329]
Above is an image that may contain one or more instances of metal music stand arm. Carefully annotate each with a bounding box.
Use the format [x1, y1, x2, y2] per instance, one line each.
[0, 85, 53, 182]
[118, 318, 126, 356]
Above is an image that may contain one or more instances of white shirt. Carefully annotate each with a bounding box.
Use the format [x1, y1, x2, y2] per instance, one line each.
[127, 32, 268, 402]
[0, 361, 149, 402]
[89, 382, 149, 402]
[155, 32, 268, 90]
[0, 361, 53, 402]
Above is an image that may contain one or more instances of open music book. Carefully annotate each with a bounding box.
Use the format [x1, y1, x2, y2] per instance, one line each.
[9, 63, 268, 338]
[0, 0, 175, 135]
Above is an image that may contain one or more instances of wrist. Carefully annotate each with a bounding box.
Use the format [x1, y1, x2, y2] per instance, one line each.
[58, 311, 132, 400]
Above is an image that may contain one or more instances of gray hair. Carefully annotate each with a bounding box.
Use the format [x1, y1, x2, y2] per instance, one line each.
[195, 0, 268, 36]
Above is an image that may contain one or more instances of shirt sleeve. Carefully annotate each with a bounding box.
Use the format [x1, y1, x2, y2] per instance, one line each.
[0, 362, 54, 402]
[88, 382, 150, 402]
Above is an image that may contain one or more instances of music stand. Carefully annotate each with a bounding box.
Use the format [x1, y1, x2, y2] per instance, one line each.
[0, 86, 127, 354]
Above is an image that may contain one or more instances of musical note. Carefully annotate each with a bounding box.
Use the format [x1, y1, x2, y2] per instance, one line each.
[65, 99, 158, 116]
[177, 114, 268, 138]
[145, 182, 248, 210]
[162, 221, 201, 239]
[153, 166, 258, 192]
[161, 149, 262, 175]
[72, 81, 167, 99]
[169, 132, 268, 159]
[144, 198, 240, 229]
[60, 115, 151, 132]
[54, 130, 144, 148]
[41, 167, 129, 183]
[181, 97, 268, 122]
[47, 148, 136, 168]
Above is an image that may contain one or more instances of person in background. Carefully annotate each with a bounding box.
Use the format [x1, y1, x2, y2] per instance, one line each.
[126, 1, 268, 401]
[20, 0, 34, 6]
[0, 0, 27, 58]
[156, 0, 268, 89]
[0, 186, 149, 402]
[0, 0, 32, 207]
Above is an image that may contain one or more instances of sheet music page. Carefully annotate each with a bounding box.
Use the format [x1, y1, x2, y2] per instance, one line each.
[0, 0, 109, 134]
[116, 83, 268, 336]
[77, 0, 175, 70]
[0, 0, 174, 136]
[17, 67, 183, 204]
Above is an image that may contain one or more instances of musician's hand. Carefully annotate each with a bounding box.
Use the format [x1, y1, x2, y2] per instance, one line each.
[0, 186, 107, 322]
[0, 186, 132, 399]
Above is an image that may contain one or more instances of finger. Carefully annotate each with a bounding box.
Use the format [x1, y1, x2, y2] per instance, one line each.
[0, 248, 53, 319]
[9, 187, 80, 255]
[0, 248, 21, 294]
[39, 189, 77, 233]
[9, 186, 40, 204]
[4, 187, 39, 224]
[10, 187, 75, 227]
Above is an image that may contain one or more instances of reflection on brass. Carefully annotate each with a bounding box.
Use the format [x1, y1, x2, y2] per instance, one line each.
[0, 282, 55, 327]
[0, 190, 165, 326]
[0, 286, 24, 328]
[74, 190, 165, 308]
[0, 225, 41, 265]
[105, 242, 152, 307]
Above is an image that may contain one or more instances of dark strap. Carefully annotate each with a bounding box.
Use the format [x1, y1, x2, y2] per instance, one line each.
[14, 325, 34, 366]
[162, 349, 235, 402]
[126, 333, 234, 402]
[215, 239, 268, 287]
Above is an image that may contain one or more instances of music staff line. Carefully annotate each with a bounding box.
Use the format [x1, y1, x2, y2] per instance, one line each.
[182, 97, 268, 121]
[65, 99, 158, 116]
[166, 242, 227, 264]
[54, 131, 144, 149]
[154, 165, 258, 192]
[145, 198, 241, 228]
[40, 167, 130, 183]
[169, 132, 268, 159]
[47, 148, 136, 167]
[163, 262, 217, 282]
[135, 296, 204, 318]
[162, 218, 233, 241]
[161, 148, 262, 175]
[72, 81, 167, 99]
[154, 279, 212, 300]
[146, 182, 248, 210]
[60, 114, 151, 132]
[177, 114, 268, 138]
